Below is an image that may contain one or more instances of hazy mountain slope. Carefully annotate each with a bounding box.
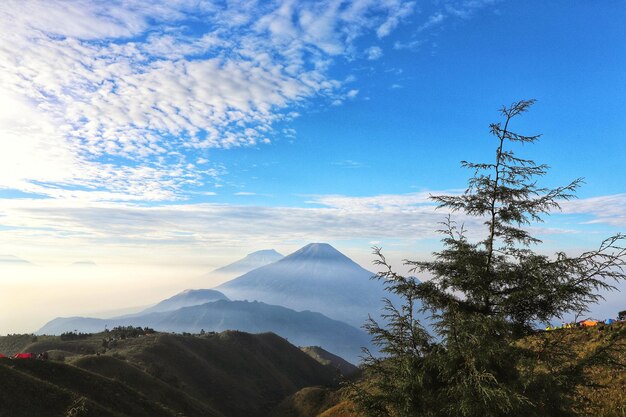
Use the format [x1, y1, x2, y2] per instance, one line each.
[37, 300, 371, 363]
[38, 316, 114, 335]
[139, 289, 229, 314]
[210, 249, 284, 279]
[216, 243, 404, 327]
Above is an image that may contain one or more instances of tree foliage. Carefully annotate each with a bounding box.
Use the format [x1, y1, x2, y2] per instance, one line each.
[354, 100, 626, 417]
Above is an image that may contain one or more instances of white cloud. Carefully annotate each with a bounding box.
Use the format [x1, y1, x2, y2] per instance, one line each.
[393, 39, 422, 50]
[419, 12, 446, 31]
[332, 159, 366, 168]
[418, 0, 501, 32]
[346, 89, 360, 99]
[0, 0, 415, 202]
[561, 194, 626, 227]
[376, 0, 415, 38]
[365, 46, 383, 60]
[0, 191, 623, 268]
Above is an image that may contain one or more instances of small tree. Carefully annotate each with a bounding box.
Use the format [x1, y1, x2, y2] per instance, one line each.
[355, 100, 626, 417]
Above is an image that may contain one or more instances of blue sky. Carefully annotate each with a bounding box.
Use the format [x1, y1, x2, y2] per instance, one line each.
[0, 1, 625, 331]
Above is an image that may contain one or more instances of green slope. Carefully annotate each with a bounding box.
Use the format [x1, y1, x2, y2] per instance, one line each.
[0, 358, 174, 417]
[0, 330, 340, 417]
[72, 355, 223, 417]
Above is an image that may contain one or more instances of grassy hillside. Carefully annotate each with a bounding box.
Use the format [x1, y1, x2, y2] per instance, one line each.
[0, 330, 340, 417]
[271, 322, 626, 417]
[72, 355, 221, 417]
[0, 358, 176, 417]
[301, 346, 359, 377]
[0, 334, 42, 356]
[3, 323, 621, 417]
[521, 322, 626, 417]
[270, 386, 344, 417]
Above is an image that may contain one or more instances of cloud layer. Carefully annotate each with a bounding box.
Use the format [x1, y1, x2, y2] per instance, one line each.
[0, 0, 415, 200]
[1, 191, 623, 266]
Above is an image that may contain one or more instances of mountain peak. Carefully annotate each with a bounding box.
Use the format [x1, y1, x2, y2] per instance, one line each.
[284, 243, 351, 263]
[301, 242, 336, 251]
[246, 249, 282, 259]
[216, 242, 384, 328]
[211, 249, 284, 277]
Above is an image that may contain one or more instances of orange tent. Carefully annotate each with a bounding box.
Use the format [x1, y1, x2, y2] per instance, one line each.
[580, 320, 598, 327]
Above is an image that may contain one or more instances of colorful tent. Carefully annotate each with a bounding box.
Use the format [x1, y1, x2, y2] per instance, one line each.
[13, 353, 35, 359]
[0, 353, 6, 358]
[605, 318, 616, 325]
[580, 320, 598, 327]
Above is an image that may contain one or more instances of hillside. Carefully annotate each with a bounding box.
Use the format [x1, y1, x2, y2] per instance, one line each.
[301, 346, 359, 377]
[0, 330, 341, 417]
[0, 357, 181, 417]
[38, 299, 371, 364]
[270, 322, 626, 417]
[216, 243, 406, 328]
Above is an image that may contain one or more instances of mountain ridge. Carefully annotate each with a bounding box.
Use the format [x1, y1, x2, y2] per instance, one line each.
[137, 289, 230, 315]
[37, 299, 371, 364]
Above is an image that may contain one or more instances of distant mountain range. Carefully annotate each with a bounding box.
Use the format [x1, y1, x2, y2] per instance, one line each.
[208, 249, 284, 280]
[38, 299, 370, 364]
[37, 243, 394, 363]
[216, 243, 402, 328]
[139, 289, 230, 315]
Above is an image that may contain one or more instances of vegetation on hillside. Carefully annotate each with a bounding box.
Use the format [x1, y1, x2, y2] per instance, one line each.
[268, 322, 626, 417]
[0, 330, 342, 417]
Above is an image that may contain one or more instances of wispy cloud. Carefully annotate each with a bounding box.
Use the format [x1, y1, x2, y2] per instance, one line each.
[0, 0, 416, 201]
[419, 0, 501, 32]
[418, 12, 446, 31]
[4, 190, 621, 265]
[561, 194, 626, 227]
[332, 160, 367, 169]
[365, 46, 383, 60]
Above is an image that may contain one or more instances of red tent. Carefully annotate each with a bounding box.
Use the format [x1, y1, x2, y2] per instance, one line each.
[13, 353, 35, 359]
[0, 353, 6, 358]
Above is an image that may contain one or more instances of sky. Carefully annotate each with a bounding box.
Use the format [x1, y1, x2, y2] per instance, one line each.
[0, 1, 625, 333]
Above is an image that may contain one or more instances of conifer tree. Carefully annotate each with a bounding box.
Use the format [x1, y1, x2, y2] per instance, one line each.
[355, 100, 626, 417]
